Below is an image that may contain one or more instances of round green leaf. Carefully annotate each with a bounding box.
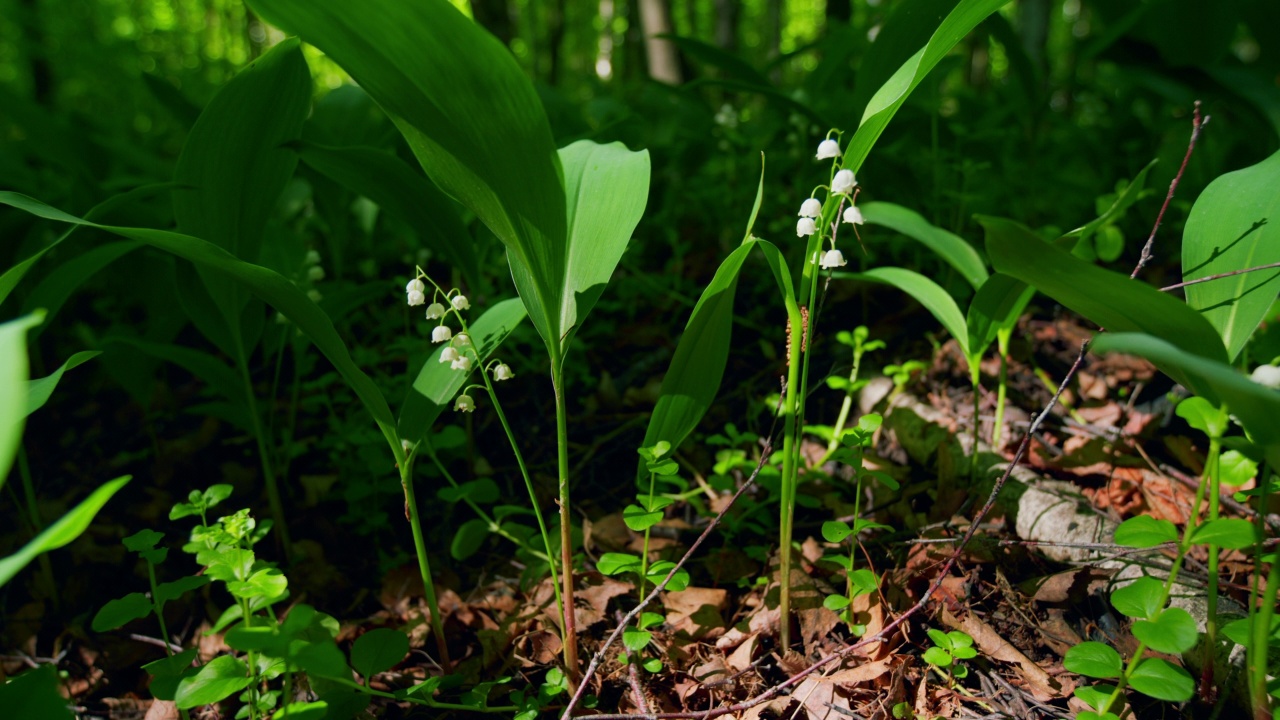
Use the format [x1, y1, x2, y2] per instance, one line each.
[351, 628, 410, 678]
[1064, 641, 1123, 679]
[174, 655, 254, 709]
[623, 504, 663, 533]
[922, 647, 953, 667]
[293, 639, 352, 680]
[92, 592, 154, 632]
[1111, 577, 1166, 620]
[450, 518, 491, 561]
[1190, 518, 1256, 549]
[1128, 657, 1194, 702]
[1132, 608, 1200, 654]
[822, 521, 853, 543]
[622, 628, 651, 653]
[1176, 396, 1229, 438]
[1114, 516, 1178, 549]
[824, 594, 851, 611]
[597, 553, 641, 576]
[1073, 683, 1119, 713]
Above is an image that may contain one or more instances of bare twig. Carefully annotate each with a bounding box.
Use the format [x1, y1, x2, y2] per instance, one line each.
[1160, 259, 1280, 293]
[1131, 100, 1208, 279]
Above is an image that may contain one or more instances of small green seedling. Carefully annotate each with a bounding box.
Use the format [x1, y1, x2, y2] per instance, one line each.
[923, 629, 977, 680]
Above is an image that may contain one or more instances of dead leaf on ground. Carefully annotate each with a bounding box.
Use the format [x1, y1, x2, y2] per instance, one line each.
[793, 674, 852, 720]
[665, 586, 728, 639]
[1023, 567, 1112, 604]
[515, 628, 561, 666]
[143, 700, 180, 720]
[725, 633, 758, 673]
[825, 657, 894, 688]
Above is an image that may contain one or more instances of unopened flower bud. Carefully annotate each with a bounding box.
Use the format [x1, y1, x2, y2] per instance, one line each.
[425, 302, 445, 319]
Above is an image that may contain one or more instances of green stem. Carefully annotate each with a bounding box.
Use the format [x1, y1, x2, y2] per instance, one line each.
[400, 456, 452, 671]
[639, 471, 656, 602]
[778, 304, 804, 651]
[992, 336, 1009, 448]
[551, 363, 579, 683]
[16, 447, 58, 607]
[145, 559, 174, 656]
[1249, 463, 1276, 716]
[1203, 435, 1223, 691]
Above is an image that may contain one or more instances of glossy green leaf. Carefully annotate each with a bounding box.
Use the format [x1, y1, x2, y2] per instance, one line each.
[1111, 577, 1165, 620]
[1073, 684, 1120, 713]
[1219, 450, 1258, 488]
[0, 313, 42, 486]
[451, 518, 491, 560]
[966, 273, 1035, 360]
[275, 701, 329, 720]
[1190, 518, 1256, 549]
[0, 193, 398, 447]
[1062, 160, 1156, 243]
[0, 665, 73, 720]
[922, 647, 953, 667]
[0, 476, 131, 588]
[1128, 657, 1194, 702]
[840, 267, 969, 358]
[860, 202, 987, 289]
[1183, 149, 1280, 360]
[1132, 607, 1199, 654]
[597, 553, 642, 576]
[1221, 615, 1280, 647]
[1114, 517, 1178, 549]
[438, 478, 500, 505]
[824, 595, 851, 611]
[552, 140, 650, 355]
[293, 639, 352, 680]
[247, 0, 567, 346]
[623, 504, 663, 533]
[842, 0, 1010, 176]
[398, 298, 527, 443]
[291, 140, 477, 284]
[1176, 396, 1229, 438]
[822, 521, 853, 543]
[1091, 333, 1280, 466]
[983, 215, 1228, 380]
[1063, 641, 1123, 679]
[174, 655, 254, 709]
[26, 350, 98, 418]
[92, 592, 154, 632]
[622, 627, 652, 653]
[143, 648, 200, 701]
[155, 575, 211, 605]
[174, 39, 309, 346]
[351, 628, 410, 678]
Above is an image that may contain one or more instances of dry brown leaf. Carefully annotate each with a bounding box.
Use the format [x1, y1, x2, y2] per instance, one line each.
[1024, 567, 1112, 603]
[848, 590, 890, 660]
[517, 629, 561, 667]
[586, 512, 631, 553]
[825, 658, 894, 688]
[725, 633, 758, 672]
[793, 675, 849, 720]
[573, 574, 632, 630]
[143, 700, 180, 720]
[692, 656, 729, 685]
[665, 587, 728, 639]
[741, 697, 792, 720]
[940, 608, 1070, 702]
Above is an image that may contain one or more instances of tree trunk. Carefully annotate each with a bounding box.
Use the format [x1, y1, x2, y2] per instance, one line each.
[638, 0, 682, 84]
[471, 0, 514, 47]
[712, 0, 738, 52]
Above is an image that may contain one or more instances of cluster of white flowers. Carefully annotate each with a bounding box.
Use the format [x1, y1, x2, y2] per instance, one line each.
[304, 249, 324, 303]
[797, 136, 866, 271]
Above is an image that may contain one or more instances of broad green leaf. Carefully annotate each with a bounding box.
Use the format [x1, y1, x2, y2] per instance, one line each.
[1219, 450, 1258, 488]
[922, 647, 953, 667]
[155, 575, 211, 605]
[983, 216, 1228, 380]
[0, 476, 131, 588]
[840, 267, 969, 358]
[553, 140, 650, 356]
[351, 628, 410, 678]
[26, 351, 98, 417]
[1114, 517, 1178, 549]
[0, 313, 41, 486]
[275, 701, 329, 720]
[1128, 657, 1194, 702]
[1176, 396, 1229, 438]
[1062, 160, 1157, 243]
[143, 648, 200, 701]
[1074, 684, 1120, 713]
[92, 592, 154, 632]
[824, 594, 851, 611]
[842, 0, 1010, 176]
[1091, 333, 1280, 467]
[293, 639, 352, 680]
[0, 193, 398, 447]
[174, 655, 254, 709]
[638, 612, 664, 630]
[966, 273, 1035, 361]
[174, 39, 310, 336]
[398, 298, 527, 443]
[107, 338, 251, 431]
[597, 553, 642, 576]
[623, 504, 664, 533]
[1222, 615, 1280, 647]
[291, 141, 478, 284]
[1183, 149, 1280, 360]
[1111, 577, 1165, 620]
[23, 242, 139, 338]
[0, 665, 72, 720]
[1063, 641, 1123, 679]
[860, 202, 987, 289]
[451, 518, 491, 560]
[247, 0, 567, 347]
[1132, 607, 1199, 654]
[622, 627, 651, 653]
[822, 521, 853, 543]
[1190, 518, 1256, 549]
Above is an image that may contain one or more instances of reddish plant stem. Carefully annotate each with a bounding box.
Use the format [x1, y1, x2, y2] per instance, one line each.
[1131, 100, 1208, 279]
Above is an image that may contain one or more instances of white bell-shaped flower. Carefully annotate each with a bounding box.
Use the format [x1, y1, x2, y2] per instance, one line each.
[819, 248, 848, 269]
[401, 439, 413, 453]
[439, 346, 460, 364]
[452, 295, 470, 311]
[407, 290, 425, 307]
[431, 325, 453, 343]
[798, 198, 822, 218]
[308, 265, 326, 282]
[832, 169, 856, 195]
[796, 217, 817, 237]
[425, 302, 446, 319]
[843, 205, 865, 225]
[454, 394, 475, 412]
[493, 363, 515, 381]
[452, 333, 472, 349]
[1252, 364, 1280, 389]
[815, 139, 840, 160]
[306, 250, 322, 266]
[406, 278, 425, 294]
[451, 355, 472, 371]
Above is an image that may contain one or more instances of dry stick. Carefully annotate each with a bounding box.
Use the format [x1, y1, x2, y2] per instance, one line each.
[617, 609, 654, 718]
[1131, 101, 1209, 279]
[1160, 260, 1280, 293]
[571, 342, 1092, 720]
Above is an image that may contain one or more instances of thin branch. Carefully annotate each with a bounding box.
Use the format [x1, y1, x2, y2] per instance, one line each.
[1160, 260, 1280, 293]
[1131, 100, 1208, 279]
